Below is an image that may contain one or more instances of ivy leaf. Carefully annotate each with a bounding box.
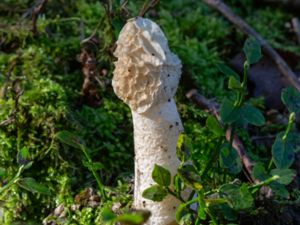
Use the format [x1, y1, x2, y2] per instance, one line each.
[242, 104, 265, 126]
[219, 183, 253, 210]
[270, 168, 296, 185]
[219, 143, 242, 174]
[281, 87, 300, 113]
[206, 116, 224, 136]
[152, 164, 171, 187]
[142, 185, 167, 202]
[243, 37, 262, 65]
[272, 132, 295, 169]
[18, 177, 51, 195]
[56, 131, 85, 149]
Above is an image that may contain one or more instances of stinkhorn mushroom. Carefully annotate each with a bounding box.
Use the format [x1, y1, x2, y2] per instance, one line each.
[112, 17, 183, 225]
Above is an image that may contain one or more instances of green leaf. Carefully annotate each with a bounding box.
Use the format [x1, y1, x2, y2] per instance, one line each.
[152, 164, 171, 187]
[269, 182, 289, 199]
[218, 204, 238, 221]
[219, 183, 253, 210]
[17, 147, 31, 165]
[56, 131, 85, 149]
[253, 163, 269, 181]
[17, 177, 51, 195]
[83, 161, 104, 171]
[0, 167, 6, 179]
[272, 132, 295, 169]
[174, 174, 183, 195]
[197, 191, 206, 220]
[142, 185, 167, 202]
[281, 87, 300, 113]
[176, 134, 191, 162]
[23, 161, 33, 170]
[243, 37, 262, 64]
[116, 214, 145, 225]
[270, 168, 296, 185]
[228, 76, 242, 90]
[220, 98, 241, 124]
[177, 165, 203, 190]
[219, 144, 242, 174]
[206, 116, 224, 136]
[287, 132, 300, 153]
[101, 207, 117, 222]
[217, 63, 240, 78]
[242, 104, 265, 126]
[179, 213, 193, 225]
[176, 203, 189, 223]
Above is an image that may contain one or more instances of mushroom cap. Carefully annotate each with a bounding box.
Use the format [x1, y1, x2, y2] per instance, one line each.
[112, 17, 182, 114]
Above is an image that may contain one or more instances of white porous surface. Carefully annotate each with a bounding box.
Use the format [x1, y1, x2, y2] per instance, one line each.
[112, 17, 181, 114]
[112, 17, 183, 225]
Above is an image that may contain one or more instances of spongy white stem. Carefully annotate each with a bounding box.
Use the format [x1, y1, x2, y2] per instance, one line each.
[132, 99, 183, 225]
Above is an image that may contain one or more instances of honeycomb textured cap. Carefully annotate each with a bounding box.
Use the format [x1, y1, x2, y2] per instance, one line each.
[112, 17, 182, 114]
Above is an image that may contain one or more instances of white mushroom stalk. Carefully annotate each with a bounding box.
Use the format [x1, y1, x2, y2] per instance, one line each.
[112, 17, 183, 225]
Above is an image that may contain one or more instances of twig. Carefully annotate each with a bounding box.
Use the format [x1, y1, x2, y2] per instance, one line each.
[139, 0, 160, 17]
[31, 0, 48, 36]
[186, 89, 259, 184]
[292, 17, 300, 45]
[202, 0, 300, 92]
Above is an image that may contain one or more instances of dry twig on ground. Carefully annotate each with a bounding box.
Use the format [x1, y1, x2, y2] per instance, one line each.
[203, 0, 300, 92]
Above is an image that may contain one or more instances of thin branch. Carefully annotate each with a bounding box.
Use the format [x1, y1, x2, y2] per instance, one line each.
[186, 89, 259, 184]
[139, 0, 160, 17]
[202, 0, 300, 92]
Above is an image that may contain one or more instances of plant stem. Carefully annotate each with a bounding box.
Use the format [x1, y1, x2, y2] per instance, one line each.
[0, 165, 24, 195]
[250, 175, 279, 193]
[237, 60, 249, 107]
[267, 158, 273, 171]
[80, 146, 107, 200]
[282, 112, 296, 142]
[166, 187, 185, 202]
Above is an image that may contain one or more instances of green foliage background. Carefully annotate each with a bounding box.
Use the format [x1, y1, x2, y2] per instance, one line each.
[0, 0, 299, 224]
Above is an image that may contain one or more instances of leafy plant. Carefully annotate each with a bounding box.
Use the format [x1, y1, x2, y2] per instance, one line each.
[142, 37, 300, 224]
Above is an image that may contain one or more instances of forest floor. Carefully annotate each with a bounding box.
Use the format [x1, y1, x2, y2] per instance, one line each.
[0, 0, 300, 224]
